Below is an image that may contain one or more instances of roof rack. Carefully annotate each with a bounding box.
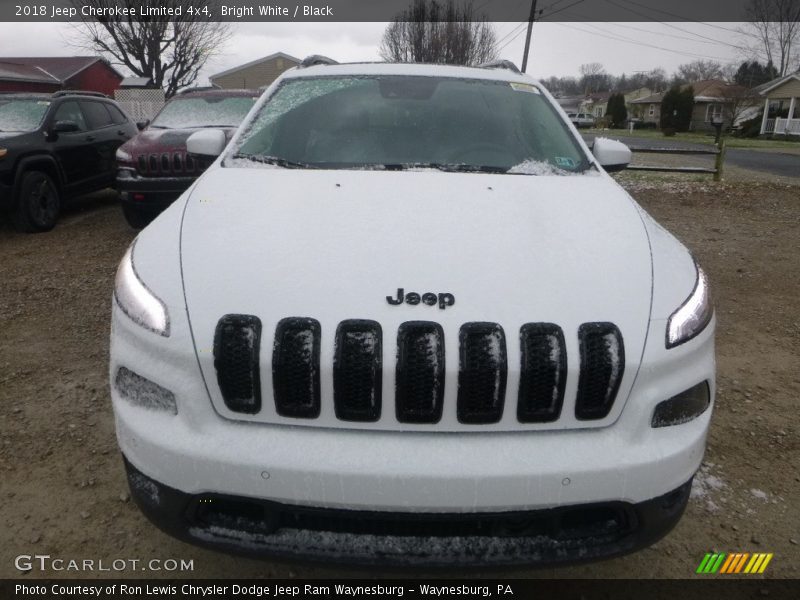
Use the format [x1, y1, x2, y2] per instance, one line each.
[478, 60, 521, 74]
[52, 90, 109, 99]
[300, 55, 339, 68]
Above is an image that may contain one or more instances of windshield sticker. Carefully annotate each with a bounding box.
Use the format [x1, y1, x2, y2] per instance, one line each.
[37, 101, 51, 106]
[509, 82, 539, 94]
[555, 156, 577, 168]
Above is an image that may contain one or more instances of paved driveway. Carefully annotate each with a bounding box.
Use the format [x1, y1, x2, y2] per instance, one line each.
[582, 133, 800, 179]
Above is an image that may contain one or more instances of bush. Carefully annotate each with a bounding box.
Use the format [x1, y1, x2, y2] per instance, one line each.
[605, 92, 627, 128]
[735, 115, 763, 138]
[660, 85, 694, 132]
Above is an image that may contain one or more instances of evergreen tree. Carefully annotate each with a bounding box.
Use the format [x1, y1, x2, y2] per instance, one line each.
[606, 93, 628, 128]
[660, 86, 694, 131]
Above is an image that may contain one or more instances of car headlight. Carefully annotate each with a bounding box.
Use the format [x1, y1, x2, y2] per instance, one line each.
[115, 148, 133, 163]
[114, 241, 170, 336]
[666, 263, 712, 348]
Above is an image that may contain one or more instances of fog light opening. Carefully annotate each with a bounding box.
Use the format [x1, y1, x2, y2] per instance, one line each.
[651, 381, 710, 428]
[115, 367, 177, 415]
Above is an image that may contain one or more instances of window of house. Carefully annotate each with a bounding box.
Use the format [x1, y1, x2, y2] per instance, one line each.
[648, 104, 655, 116]
[277, 58, 284, 70]
[706, 103, 724, 122]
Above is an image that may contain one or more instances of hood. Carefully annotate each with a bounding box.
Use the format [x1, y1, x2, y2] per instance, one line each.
[179, 168, 654, 431]
[120, 126, 237, 156]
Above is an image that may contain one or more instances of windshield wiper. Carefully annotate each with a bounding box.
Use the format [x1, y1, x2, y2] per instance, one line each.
[382, 162, 508, 174]
[232, 153, 316, 169]
[148, 125, 170, 129]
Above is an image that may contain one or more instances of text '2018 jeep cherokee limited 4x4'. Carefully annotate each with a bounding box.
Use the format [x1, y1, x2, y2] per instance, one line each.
[110, 59, 715, 566]
[0, 91, 137, 232]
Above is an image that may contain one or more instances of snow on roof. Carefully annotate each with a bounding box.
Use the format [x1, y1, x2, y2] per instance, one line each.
[0, 56, 121, 81]
[281, 62, 540, 85]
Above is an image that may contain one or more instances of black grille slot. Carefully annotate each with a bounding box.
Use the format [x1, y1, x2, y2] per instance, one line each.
[272, 317, 321, 419]
[395, 322, 445, 424]
[137, 155, 147, 173]
[173, 153, 183, 172]
[518, 323, 567, 423]
[334, 320, 382, 422]
[576, 322, 624, 420]
[457, 322, 507, 424]
[185, 154, 195, 172]
[149, 154, 158, 172]
[213, 314, 262, 414]
[161, 153, 170, 172]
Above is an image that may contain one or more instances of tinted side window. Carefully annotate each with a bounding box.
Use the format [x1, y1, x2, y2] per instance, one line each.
[81, 101, 113, 130]
[106, 103, 129, 125]
[53, 101, 87, 131]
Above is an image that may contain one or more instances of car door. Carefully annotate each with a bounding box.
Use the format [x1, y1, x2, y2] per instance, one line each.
[80, 100, 118, 186]
[48, 100, 95, 188]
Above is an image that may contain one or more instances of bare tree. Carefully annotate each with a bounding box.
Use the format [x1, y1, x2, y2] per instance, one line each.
[743, 0, 800, 77]
[674, 60, 724, 84]
[579, 62, 607, 94]
[380, 0, 497, 66]
[70, 0, 231, 97]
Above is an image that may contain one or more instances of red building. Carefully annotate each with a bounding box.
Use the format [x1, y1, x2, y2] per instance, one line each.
[0, 56, 123, 95]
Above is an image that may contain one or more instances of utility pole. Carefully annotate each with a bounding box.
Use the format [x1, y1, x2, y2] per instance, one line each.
[521, 0, 538, 73]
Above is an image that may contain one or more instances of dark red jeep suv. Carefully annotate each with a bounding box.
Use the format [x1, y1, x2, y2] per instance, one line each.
[115, 89, 257, 228]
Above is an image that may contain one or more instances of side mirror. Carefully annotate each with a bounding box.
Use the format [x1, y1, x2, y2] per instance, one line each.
[592, 137, 631, 172]
[186, 129, 227, 158]
[136, 120, 150, 131]
[51, 120, 80, 134]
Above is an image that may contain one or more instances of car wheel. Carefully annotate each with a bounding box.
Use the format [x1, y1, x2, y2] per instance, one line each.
[122, 203, 153, 230]
[12, 170, 61, 233]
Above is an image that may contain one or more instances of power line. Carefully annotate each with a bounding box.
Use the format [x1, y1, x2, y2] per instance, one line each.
[551, 21, 735, 61]
[614, 0, 761, 40]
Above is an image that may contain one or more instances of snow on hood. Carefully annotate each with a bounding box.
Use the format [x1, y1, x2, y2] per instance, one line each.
[179, 167, 653, 430]
[119, 126, 237, 156]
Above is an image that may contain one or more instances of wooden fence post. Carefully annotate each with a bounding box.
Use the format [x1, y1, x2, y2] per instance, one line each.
[714, 139, 726, 182]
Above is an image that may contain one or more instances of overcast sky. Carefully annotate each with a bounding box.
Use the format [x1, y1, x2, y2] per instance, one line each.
[0, 21, 756, 85]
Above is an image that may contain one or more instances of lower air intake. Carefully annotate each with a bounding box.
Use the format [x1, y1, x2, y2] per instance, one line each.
[272, 317, 321, 419]
[395, 321, 445, 424]
[334, 320, 382, 422]
[518, 323, 567, 423]
[457, 322, 507, 424]
[213, 314, 262, 414]
[576, 322, 625, 420]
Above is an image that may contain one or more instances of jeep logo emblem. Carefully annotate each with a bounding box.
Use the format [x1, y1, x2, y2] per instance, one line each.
[387, 288, 455, 310]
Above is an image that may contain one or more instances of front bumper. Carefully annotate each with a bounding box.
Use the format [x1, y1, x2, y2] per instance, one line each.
[117, 169, 196, 217]
[125, 457, 692, 566]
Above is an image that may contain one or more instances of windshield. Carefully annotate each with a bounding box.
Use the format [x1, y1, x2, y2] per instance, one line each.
[0, 98, 50, 132]
[232, 75, 590, 174]
[150, 95, 257, 129]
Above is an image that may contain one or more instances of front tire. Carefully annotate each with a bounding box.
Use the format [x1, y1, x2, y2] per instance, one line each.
[122, 202, 153, 230]
[12, 170, 61, 233]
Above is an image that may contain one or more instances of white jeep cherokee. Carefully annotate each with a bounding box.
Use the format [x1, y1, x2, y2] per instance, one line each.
[110, 58, 715, 566]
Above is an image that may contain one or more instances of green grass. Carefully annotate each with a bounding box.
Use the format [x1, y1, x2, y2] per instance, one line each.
[586, 127, 800, 149]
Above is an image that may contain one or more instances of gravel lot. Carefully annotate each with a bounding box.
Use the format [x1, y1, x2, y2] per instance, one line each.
[1, 180, 798, 579]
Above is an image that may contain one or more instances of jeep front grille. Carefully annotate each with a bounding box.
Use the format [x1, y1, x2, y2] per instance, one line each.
[395, 321, 445, 424]
[211, 318, 626, 427]
[457, 322, 507, 424]
[576, 323, 625, 420]
[213, 314, 262, 414]
[272, 317, 321, 419]
[134, 152, 208, 176]
[518, 323, 567, 423]
[333, 320, 382, 422]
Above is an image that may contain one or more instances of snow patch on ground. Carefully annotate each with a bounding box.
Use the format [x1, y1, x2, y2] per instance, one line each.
[690, 463, 727, 512]
[749, 488, 769, 501]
